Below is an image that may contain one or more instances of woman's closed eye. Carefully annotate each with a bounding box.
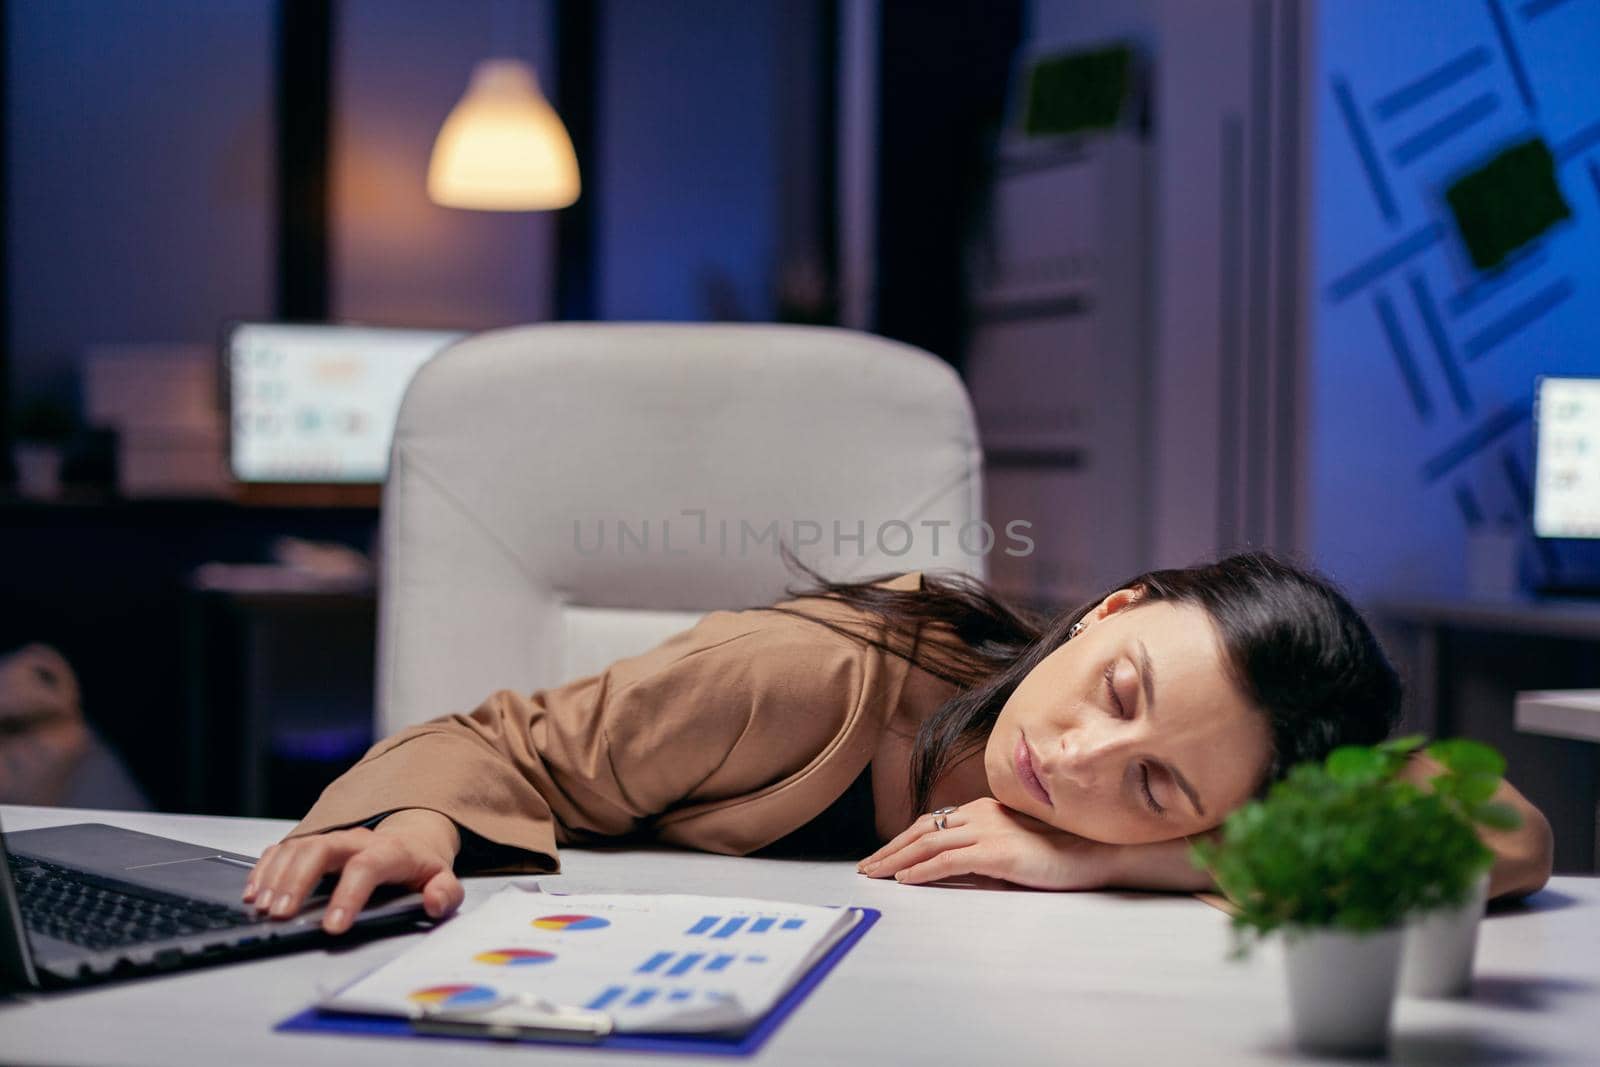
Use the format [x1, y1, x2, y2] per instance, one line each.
[1104, 660, 1165, 816]
[1138, 766, 1165, 816]
[1102, 662, 1127, 718]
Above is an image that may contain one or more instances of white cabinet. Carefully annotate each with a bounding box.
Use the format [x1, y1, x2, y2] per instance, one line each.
[968, 132, 1152, 609]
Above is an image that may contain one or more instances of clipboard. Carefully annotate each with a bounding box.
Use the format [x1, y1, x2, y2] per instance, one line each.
[275, 906, 880, 1057]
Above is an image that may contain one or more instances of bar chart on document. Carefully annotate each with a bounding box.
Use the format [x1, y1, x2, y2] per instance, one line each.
[319, 886, 862, 1032]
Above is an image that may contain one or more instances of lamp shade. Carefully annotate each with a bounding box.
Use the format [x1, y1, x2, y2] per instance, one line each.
[427, 59, 580, 211]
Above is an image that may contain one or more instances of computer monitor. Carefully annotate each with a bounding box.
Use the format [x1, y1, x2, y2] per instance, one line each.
[224, 322, 464, 502]
[1533, 376, 1600, 540]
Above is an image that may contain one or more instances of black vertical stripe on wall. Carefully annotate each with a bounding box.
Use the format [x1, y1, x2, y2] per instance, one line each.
[874, 0, 1023, 370]
[555, 0, 598, 321]
[274, 0, 332, 321]
[817, 0, 839, 303]
[0, 0, 10, 486]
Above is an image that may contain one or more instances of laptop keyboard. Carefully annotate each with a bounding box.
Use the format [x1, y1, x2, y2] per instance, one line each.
[9, 858, 255, 951]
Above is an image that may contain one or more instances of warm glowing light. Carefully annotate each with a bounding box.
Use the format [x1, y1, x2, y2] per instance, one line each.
[427, 59, 580, 211]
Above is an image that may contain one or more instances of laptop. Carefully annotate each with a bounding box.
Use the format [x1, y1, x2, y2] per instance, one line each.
[1, 815, 428, 991]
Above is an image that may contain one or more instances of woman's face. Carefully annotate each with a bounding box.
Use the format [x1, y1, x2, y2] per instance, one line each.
[983, 589, 1273, 845]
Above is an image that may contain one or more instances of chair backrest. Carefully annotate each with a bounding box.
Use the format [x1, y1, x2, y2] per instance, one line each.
[375, 323, 986, 735]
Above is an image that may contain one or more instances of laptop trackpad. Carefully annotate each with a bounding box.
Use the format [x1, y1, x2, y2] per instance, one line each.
[125, 855, 338, 908]
[122, 854, 260, 903]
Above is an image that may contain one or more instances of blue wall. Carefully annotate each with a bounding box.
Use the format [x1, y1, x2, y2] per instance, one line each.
[1311, 0, 1600, 597]
[6, 0, 275, 408]
[597, 0, 780, 322]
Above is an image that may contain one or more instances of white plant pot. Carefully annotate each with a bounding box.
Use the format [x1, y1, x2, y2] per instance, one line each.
[1399, 870, 1491, 998]
[1282, 924, 1404, 1055]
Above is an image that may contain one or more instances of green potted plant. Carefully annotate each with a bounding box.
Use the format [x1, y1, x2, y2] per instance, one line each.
[1371, 737, 1521, 998]
[1189, 736, 1493, 1054]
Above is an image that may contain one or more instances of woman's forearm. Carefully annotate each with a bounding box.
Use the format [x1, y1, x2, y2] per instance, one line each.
[1100, 827, 1554, 902]
[1481, 803, 1554, 901]
[1098, 781, 1556, 903]
[1101, 833, 1218, 894]
[1398, 752, 1555, 902]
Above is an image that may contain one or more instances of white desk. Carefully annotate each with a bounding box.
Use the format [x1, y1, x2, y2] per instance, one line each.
[2, 806, 1598, 1066]
[1517, 690, 1600, 745]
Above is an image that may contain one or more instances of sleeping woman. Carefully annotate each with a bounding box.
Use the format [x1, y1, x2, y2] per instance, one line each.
[244, 551, 1554, 934]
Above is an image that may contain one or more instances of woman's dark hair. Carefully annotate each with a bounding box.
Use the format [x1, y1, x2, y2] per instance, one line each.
[749, 543, 1402, 822]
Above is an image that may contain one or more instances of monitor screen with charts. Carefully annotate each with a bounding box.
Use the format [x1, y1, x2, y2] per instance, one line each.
[226, 323, 464, 487]
[1533, 376, 1600, 540]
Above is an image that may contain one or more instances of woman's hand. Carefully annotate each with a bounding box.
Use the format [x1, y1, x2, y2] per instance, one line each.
[243, 808, 465, 934]
[856, 796, 1120, 890]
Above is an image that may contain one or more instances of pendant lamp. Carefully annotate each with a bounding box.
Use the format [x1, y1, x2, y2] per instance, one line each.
[427, 58, 580, 211]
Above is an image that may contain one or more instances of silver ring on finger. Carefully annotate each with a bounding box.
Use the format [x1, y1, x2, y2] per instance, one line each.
[930, 805, 958, 831]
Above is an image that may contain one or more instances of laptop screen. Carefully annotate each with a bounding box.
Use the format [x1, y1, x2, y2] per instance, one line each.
[0, 812, 41, 989]
[225, 323, 464, 485]
[1533, 376, 1600, 540]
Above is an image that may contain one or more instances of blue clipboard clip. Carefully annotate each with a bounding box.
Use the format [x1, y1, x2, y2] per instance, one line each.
[410, 992, 616, 1044]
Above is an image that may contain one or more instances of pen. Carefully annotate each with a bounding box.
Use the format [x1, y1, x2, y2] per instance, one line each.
[408, 993, 615, 1044]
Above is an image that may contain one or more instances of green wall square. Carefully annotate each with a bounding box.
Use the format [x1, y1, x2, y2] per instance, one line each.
[1445, 138, 1572, 271]
[1022, 46, 1132, 137]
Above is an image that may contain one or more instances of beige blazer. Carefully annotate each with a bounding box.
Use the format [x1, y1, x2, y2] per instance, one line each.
[286, 570, 963, 872]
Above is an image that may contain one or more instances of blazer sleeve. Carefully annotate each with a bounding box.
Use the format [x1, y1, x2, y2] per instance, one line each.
[280, 612, 883, 875]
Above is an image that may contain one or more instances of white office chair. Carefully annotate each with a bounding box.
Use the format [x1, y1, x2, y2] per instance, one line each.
[374, 323, 985, 736]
